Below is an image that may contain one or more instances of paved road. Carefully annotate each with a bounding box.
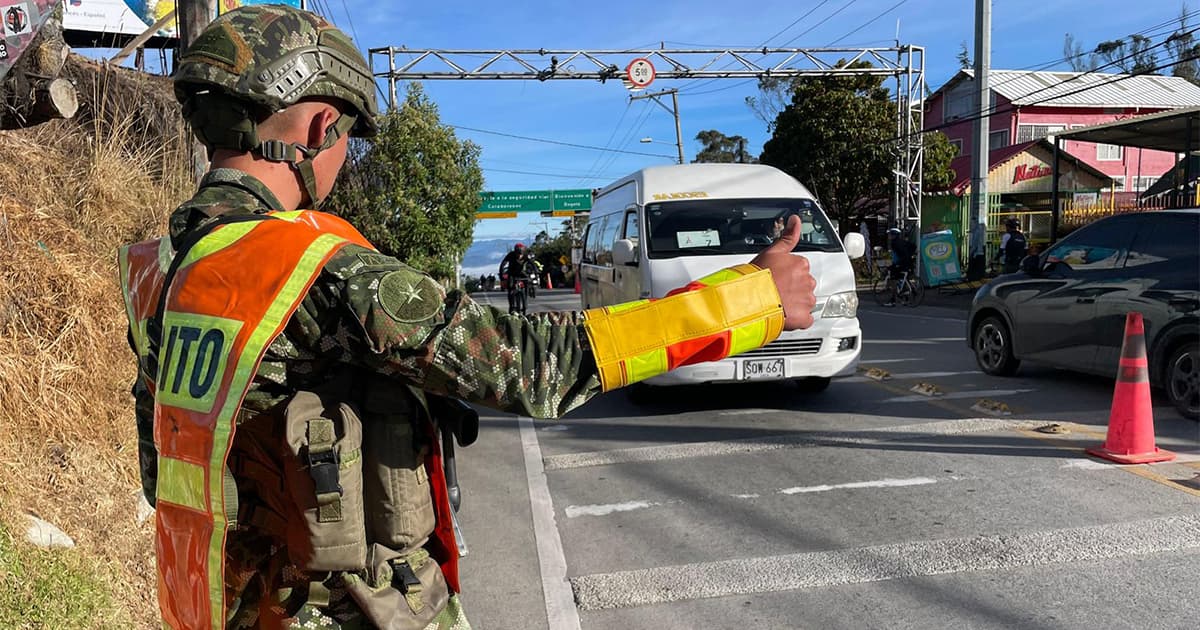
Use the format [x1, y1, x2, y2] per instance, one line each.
[455, 289, 1200, 630]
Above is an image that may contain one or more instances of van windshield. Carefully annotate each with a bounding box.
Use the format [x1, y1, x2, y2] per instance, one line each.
[644, 198, 842, 259]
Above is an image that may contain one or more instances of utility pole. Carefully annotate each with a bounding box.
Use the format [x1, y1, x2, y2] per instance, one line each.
[969, 0, 991, 258]
[177, 0, 218, 183]
[630, 88, 685, 164]
[177, 0, 218, 53]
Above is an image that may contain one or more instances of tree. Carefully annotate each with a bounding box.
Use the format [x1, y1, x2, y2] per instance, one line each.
[956, 41, 972, 69]
[1063, 33, 1098, 72]
[693, 130, 755, 163]
[1093, 35, 1158, 74]
[326, 83, 484, 281]
[745, 76, 792, 130]
[1167, 3, 1200, 84]
[760, 62, 896, 224]
[922, 131, 959, 191]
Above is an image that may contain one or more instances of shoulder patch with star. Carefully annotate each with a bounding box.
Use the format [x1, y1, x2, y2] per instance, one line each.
[377, 269, 444, 323]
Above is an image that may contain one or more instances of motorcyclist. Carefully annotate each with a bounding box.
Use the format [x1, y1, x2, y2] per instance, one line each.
[498, 243, 531, 312]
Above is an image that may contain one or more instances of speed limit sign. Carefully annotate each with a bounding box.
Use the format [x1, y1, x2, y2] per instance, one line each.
[626, 58, 656, 88]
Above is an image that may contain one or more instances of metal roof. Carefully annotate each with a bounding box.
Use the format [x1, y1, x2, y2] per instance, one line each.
[1056, 105, 1200, 153]
[949, 69, 1200, 109]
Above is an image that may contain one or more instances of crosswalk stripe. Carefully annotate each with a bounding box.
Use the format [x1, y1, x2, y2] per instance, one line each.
[571, 514, 1200, 610]
[542, 418, 1041, 470]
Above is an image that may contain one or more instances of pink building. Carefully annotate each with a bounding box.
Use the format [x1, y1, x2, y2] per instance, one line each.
[928, 69, 1200, 194]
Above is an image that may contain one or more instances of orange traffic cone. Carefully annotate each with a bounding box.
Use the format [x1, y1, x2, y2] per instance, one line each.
[1086, 312, 1175, 464]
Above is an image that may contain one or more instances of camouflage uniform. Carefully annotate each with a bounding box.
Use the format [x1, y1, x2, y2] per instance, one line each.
[131, 168, 603, 628]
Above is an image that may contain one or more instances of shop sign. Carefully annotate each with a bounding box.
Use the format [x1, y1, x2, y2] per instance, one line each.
[920, 230, 963, 287]
[1012, 164, 1052, 184]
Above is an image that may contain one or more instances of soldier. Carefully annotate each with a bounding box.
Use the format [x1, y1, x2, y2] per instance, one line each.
[119, 6, 816, 629]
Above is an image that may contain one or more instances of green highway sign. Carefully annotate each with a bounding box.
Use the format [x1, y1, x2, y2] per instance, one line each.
[478, 189, 593, 214]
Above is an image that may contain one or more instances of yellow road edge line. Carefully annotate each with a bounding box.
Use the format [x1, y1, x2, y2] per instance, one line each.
[1123, 465, 1200, 498]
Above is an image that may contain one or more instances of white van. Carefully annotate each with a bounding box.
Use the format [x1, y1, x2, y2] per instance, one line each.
[579, 163, 866, 390]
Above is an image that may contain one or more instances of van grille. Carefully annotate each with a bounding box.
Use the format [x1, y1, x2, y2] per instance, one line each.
[739, 338, 823, 358]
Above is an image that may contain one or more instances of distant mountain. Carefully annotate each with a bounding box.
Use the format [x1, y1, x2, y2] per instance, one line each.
[461, 236, 537, 277]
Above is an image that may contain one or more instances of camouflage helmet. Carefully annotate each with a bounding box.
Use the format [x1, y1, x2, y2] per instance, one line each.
[173, 4, 378, 138]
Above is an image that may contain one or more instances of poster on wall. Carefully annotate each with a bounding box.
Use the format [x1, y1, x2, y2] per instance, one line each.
[920, 230, 964, 287]
[62, 0, 302, 46]
[1, 0, 57, 81]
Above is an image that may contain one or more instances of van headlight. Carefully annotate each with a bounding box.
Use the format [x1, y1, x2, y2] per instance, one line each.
[822, 291, 858, 318]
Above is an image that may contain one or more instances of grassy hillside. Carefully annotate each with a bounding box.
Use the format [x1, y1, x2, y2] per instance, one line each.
[0, 56, 192, 629]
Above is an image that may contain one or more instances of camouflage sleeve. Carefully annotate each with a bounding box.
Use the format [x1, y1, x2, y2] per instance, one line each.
[128, 329, 158, 506]
[322, 246, 602, 418]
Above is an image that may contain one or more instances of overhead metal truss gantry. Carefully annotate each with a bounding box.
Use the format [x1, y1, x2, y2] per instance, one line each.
[368, 45, 927, 227]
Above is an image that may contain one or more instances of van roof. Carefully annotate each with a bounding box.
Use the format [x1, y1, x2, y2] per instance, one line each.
[597, 163, 816, 201]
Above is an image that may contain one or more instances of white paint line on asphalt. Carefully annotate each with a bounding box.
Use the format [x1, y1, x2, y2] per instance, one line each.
[733, 493, 761, 499]
[517, 416, 583, 630]
[882, 388, 1036, 404]
[779, 476, 938, 495]
[542, 418, 1042, 470]
[844, 370, 972, 383]
[1061, 459, 1116, 470]
[570, 513, 1200, 610]
[565, 500, 661, 518]
[718, 409, 776, 416]
[540, 424, 570, 432]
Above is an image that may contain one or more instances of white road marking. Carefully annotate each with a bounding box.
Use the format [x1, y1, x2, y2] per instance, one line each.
[540, 424, 570, 431]
[844, 370, 972, 383]
[779, 476, 938, 495]
[1061, 459, 1116, 470]
[542, 418, 1042, 470]
[732, 493, 761, 499]
[882, 388, 1036, 404]
[717, 409, 776, 416]
[517, 416, 582, 630]
[570, 514, 1200, 610]
[565, 500, 662, 518]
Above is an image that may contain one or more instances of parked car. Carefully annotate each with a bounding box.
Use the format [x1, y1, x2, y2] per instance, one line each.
[967, 209, 1199, 419]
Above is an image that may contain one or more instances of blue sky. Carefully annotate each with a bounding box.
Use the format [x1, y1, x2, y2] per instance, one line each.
[105, 0, 1192, 239]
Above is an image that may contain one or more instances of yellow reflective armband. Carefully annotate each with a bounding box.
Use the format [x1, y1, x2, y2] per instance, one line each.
[581, 264, 784, 390]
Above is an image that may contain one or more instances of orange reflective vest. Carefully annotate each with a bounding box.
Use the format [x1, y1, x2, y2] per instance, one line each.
[118, 211, 461, 630]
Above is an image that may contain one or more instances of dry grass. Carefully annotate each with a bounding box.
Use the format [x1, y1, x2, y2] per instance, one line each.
[0, 56, 193, 629]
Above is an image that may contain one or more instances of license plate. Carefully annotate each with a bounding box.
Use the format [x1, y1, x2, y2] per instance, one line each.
[742, 358, 785, 380]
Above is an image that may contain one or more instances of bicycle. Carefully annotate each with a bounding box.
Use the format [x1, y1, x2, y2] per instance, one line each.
[506, 276, 529, 314]
[872, 267, 925, 307]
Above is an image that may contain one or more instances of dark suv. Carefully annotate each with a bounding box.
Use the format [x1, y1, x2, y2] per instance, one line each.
[968, 209, 1199, 419]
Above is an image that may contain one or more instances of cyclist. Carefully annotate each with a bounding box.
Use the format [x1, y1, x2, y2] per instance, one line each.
[884, 227, 916, 307]
[499, 243, 531, 312]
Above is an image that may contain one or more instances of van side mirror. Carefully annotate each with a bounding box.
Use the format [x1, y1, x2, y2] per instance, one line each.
[612, 239, 639, 266]
[842, 233, 866, 260]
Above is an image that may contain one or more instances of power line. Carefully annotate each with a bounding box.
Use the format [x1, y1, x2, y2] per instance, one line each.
[825, 0, 909, 47]
[679, 0, 839, 95]
[779, 0, 861, 47]
[762, 1, 833, 46]
[576, 101, 632, 186]
[482, 167, 621, 181]
[448, 123, 676, 158]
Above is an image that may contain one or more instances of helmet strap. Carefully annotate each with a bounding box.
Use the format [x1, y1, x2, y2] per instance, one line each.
[254, 113, 358, 207]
